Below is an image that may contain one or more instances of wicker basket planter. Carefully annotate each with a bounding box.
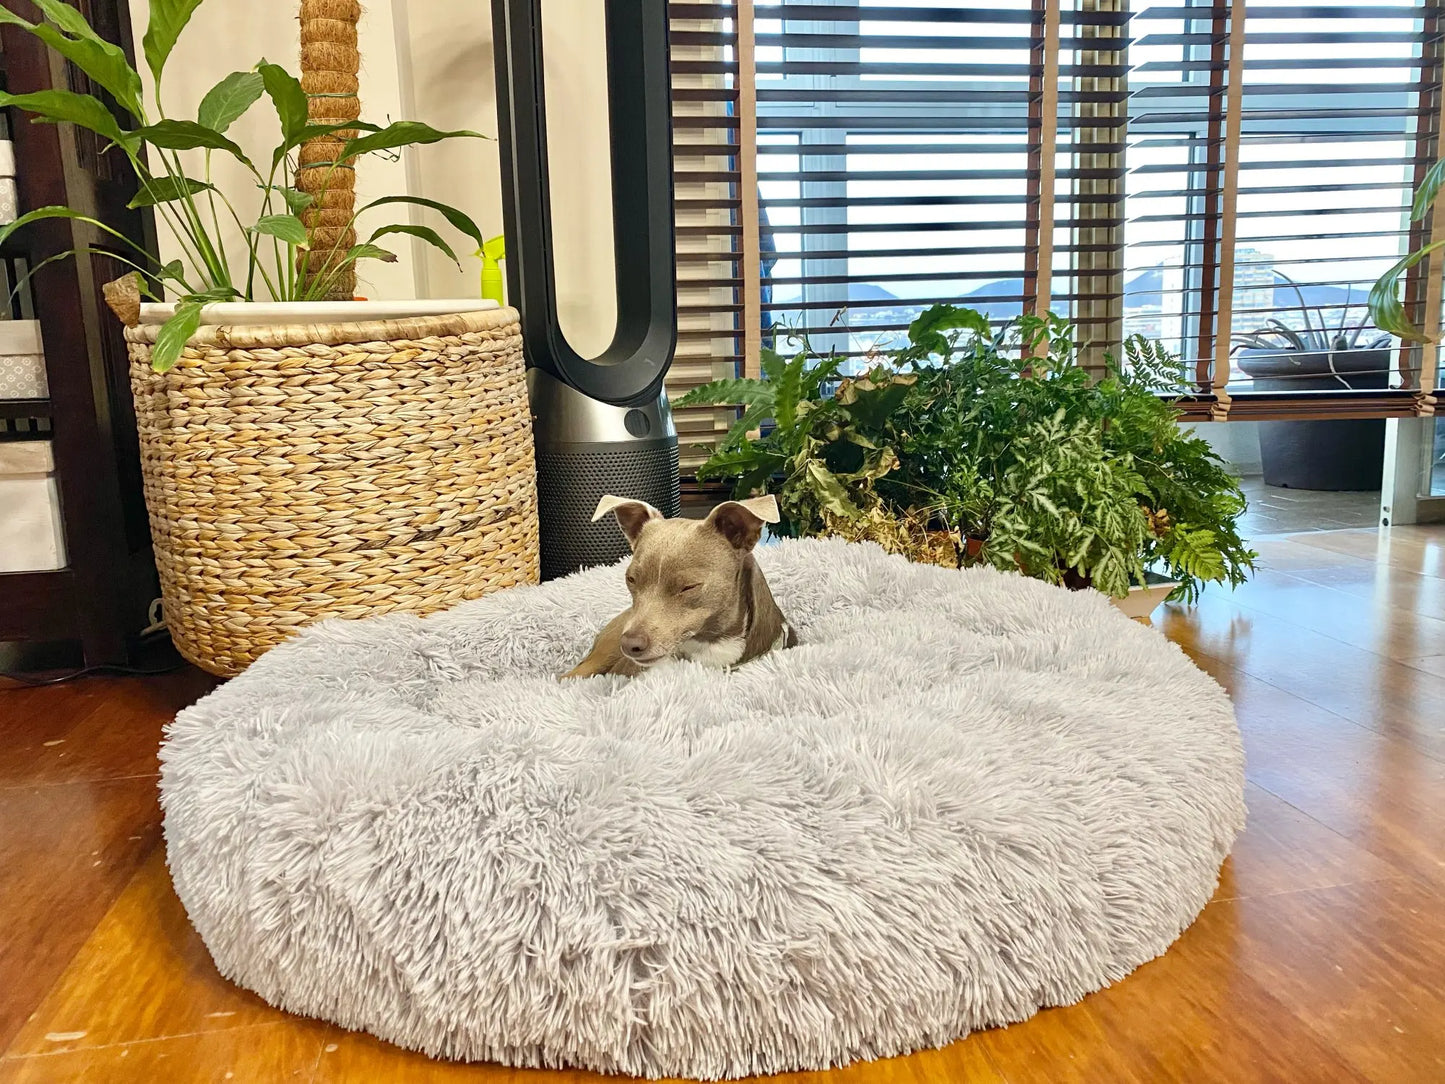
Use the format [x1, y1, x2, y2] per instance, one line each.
[125, 306, 539, 677]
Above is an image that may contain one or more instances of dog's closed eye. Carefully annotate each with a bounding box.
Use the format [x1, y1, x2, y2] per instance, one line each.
[678, 583, 701, 594]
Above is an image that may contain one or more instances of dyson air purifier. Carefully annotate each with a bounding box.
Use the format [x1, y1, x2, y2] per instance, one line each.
[492, 0, 680, 580]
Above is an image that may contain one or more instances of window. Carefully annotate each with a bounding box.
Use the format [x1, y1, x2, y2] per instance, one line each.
[668, 0, 1444, 461]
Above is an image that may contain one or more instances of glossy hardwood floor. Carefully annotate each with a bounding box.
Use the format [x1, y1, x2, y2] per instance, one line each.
[2, 525, 1443, 1083]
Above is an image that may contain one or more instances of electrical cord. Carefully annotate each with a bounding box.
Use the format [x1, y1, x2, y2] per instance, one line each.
[0, 661, 188, 688]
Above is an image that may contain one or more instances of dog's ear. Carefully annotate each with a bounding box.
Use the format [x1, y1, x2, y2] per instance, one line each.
[704, 494, 780, 551]
[592, 494, 664, 547]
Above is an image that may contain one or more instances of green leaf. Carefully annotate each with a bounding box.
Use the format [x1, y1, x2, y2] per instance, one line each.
[759, 348, 787, 383]
[675, 377, 775, 409]
[907, 303, 991, 355]
[30, 28, 142, 119]
[151, 300, 203, 373]
[0, 88, 130, 148]
[142, 0, 204, 88]
[20, 0, 144, 118]
[157, 259, 185, 284]
[802, 353, 845, 398]
[0, 204, 123, 250]
[733, 460, 783, 499]
[838, 373, 916, 431]
[132, 119, 250, 166]
[256, 60, 308, 145]
[1412, 157, 1445, 223]
[1031, 491, 1061, 517]
[340, 121, 486, 161]
[720, 403, 772, 452]
[250, 214, 309, 247]
[278, 187, 314, 215]
[128, 175, 213, 208]
[359, 195, 488, 251]
[697, 445, 779, 480]
[804, 461, 862, 520]
[344, 243, 399, 263]
[30, 0, 109, 42]
[368, 223, 460, 266]
[773, 351, 804, 429]
[1368, 240, 1445, 343]
[185, 285, 242, 302]
[197, 71, 264, 133]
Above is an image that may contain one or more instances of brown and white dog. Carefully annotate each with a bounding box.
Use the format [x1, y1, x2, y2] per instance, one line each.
[563, 494, 797, 678]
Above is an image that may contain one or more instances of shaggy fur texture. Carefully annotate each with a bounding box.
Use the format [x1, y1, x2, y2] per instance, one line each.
[161, 539, 1245, 1080]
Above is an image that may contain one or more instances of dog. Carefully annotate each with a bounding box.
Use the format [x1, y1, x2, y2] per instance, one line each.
[563, 493, 797, 678]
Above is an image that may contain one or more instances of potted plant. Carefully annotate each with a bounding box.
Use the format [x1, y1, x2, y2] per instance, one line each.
[679, 305, 1255, 615]
[0, 0, 540, 676]
[1232, 278, 1391, 490]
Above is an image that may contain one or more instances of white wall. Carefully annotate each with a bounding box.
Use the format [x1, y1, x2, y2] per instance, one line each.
[128, 0, 615, 352]
[1187, 421, 1263, 476]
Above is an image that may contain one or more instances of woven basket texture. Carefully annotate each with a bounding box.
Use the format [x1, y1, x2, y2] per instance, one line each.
[126, 306, 539, 676]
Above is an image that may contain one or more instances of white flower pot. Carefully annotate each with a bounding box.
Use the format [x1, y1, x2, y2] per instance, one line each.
[1110, 575, 1181, 620]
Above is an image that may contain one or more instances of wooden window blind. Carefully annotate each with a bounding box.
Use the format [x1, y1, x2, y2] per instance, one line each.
[1129, 0, 1443, 421]
[668, 2, 754, 469]
[1222, 0, 1442, 419]
[755, 1, 1069, 362]
[674, 0, 1444, 458]
[1127, 0, 1242, 415]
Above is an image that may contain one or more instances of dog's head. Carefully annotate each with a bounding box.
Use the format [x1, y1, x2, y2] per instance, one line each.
[593, 493, 780, 666]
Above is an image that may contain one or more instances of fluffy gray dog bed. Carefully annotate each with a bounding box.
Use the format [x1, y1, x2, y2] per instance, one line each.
[162, 538, 1244, 1079]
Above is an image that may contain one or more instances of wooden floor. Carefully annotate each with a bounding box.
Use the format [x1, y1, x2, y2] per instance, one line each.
[2, 525, 1443, 1083]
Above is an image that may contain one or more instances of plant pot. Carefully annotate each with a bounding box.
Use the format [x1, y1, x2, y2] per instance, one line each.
[124, 304, 540, 677]
[1110, 573, 1180, 620]
[1059, 563, 1178, 619]
[137, 298, 500, 327]
[1234, 347, 1389, 491]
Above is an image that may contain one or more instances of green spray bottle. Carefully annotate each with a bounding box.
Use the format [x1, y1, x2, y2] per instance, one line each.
[480, 235, 506, 304]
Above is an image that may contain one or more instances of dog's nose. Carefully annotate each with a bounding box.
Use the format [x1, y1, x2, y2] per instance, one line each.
[620, 631, 652, 658]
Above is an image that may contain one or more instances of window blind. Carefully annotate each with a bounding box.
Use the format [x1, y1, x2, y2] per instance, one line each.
[669, 1, 753, 468]
[749, 0, 1132, 365]
[1223, 0, 1441, 416]
[699, 0, 1444, 429]
[1129, 0, 1442, 420]
[755, 0, 1074, 362]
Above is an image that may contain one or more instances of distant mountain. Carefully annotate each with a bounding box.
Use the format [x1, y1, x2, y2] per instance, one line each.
[768, 281, 900, 305]
[766, 266, 1365, 329]
[962, 268, 1363, 315]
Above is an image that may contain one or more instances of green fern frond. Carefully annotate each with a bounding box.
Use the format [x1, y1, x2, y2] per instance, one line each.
[675, 377, 775, 410]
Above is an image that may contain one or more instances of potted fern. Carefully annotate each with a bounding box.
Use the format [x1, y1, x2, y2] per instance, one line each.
[679, 306, 1255, 613]
[0, 0, 539, 676]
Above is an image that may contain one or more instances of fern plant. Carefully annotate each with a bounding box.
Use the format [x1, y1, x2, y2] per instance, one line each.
[682, 345, 912, 536]
[682, 306, 1256, 603]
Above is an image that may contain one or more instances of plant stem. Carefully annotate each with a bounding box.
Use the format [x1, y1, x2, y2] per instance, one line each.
[167, 150, 230, 289]
[260, 154, 297, 301]
[216, 189, 278, 301]
[131, 163, 210, 285]
[202, 149, 228, 283]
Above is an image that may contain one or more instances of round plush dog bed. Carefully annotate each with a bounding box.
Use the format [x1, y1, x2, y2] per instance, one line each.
[161, 538, 1244, 1080]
